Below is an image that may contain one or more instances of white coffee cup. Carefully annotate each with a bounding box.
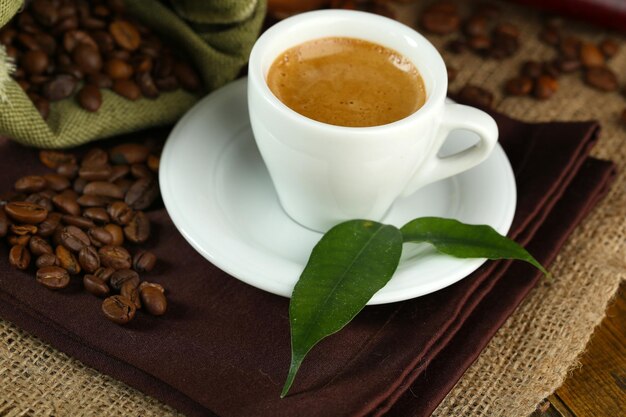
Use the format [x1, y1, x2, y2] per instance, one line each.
[248, 10, 498, 232]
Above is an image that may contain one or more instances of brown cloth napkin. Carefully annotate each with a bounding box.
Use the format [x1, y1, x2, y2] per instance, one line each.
[0, 109, 616, 417]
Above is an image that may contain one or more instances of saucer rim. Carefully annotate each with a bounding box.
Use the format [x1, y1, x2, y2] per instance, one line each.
[160, 78, 517, 305]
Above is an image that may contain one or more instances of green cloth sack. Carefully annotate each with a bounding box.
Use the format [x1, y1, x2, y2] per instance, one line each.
[0, 0, 265, 149]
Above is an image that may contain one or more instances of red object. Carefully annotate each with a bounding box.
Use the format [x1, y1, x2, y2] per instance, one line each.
[0, 114, 616, 417]
[510, 0, 626, 32]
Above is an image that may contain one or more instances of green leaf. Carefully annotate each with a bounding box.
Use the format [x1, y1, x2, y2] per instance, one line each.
[400, 217, 549, 276]
[282, 220, 403, 397]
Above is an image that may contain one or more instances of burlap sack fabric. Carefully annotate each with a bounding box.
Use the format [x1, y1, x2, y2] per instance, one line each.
[0, 0, 624, 416]
[0, 0, 265, 149]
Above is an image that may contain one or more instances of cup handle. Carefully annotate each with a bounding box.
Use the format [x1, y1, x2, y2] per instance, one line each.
[401, 102, 499, 197]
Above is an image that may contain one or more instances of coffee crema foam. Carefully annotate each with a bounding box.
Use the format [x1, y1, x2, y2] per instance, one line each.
[267, 37, 426, 127]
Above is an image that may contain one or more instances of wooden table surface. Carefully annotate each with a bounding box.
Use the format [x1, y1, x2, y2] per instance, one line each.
[530, 281, 626, 416]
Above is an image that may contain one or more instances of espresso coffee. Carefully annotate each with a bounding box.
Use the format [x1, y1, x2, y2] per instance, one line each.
[267, 37, 426, 127]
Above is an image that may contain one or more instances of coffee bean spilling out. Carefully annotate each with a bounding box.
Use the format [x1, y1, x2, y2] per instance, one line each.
[0, 142, 167, 325]
[0, 0, 202, 119]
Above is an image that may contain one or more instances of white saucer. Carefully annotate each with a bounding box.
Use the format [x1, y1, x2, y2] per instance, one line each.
[160, 78, 517, 305]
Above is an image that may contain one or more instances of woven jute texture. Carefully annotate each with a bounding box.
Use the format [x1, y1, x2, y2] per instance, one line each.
[0, 0, 265, 149]
[0, 1, 625, 416]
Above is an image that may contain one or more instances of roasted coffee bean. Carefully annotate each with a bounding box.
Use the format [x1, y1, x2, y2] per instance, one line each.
[599, 39, 619, 59]
[57, 162, 79, 179]
[0, 208, 8, 238]
[124, 211, 150, 243]
[29, 235, 53, 256]
[121, 280, 141, 309]
[42, 74, 77, 101]
[36, 266, 70, 289]
[79, 164, 112, 181]
[125, 178, 158, 210]
[78, 245, 100, 273]
[467, 35, 492, 52]
[110, 143, 149, 165]
[99, 245, 131, 269]
[533, 75, 559, 100]
[8, 234, 30, 246]
[43, 173, 71, 191]
[31, 0, 59, 27]
[9, 245, 31, 270]
[36, 253, 59, 268]
[560, 36, 581, 60]
[59, 225, 91, 252]
[109, 20, 141, 51]
[77, 84, 102, 112]
[37, 212, 62, 237]
[457, 85, 493, 109]
[17, 32, 40, 50]
[140, 285, 167, 316]
[505, 76, 533, 96]
[72, 177, 87, 194]
[107, 201, 134, 225]
[53, 16, 79, 35]
[22, 50, 49, 75]
[420, 3, 460, 35]
[109, 268, 139, 290]
[132, 54, 153, 73]
[61, 214, 95, 230]
[580, 43, 605, 68]
[81, 16, 106, 30]
[81, 148, 108, 167]
[584, 66, 618, 92]
[83, 207, 110, 224]
[108, 164, 130, 182]
[112, 79, 141, 100]
[130, 164, 152, 179]
[25, 193, 54, 213]
[133, 250, 156, 273]
[83, 181, 124, 199]
[76, 194, 112, 207]
[63, 29, 98, 52]
[83, 274, 110, 297]
[52, 193, 81, 216]
[72, 44, 102, 74]
[103, 224, 124, 246]
[494, 23, 519, 39]
[10, 224, 38, 236]
[91, 30, 114, 52]
[14, 175, 47, 193]
[94, 266, 115, 282]
[56, 245, 81, 274]
[139, 281, 164, 294]
[105, 58, 133, 79]
[39, 150, 76, 169]
[173, 62, 201, 92]
[463, 15, 488, 37]
[136, 71, 159, 98]
[102, 295, 136, 324]
[147, 155, 159, 172]
[5, 201, 48, 224]
[88, 226, 114, 247]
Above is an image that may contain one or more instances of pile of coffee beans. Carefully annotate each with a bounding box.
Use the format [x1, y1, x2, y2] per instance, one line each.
[0, 142, 167, 325]
[0, 0, 202, 119]
[421, 2, 520, 60]
[502, 19, 620, 100]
